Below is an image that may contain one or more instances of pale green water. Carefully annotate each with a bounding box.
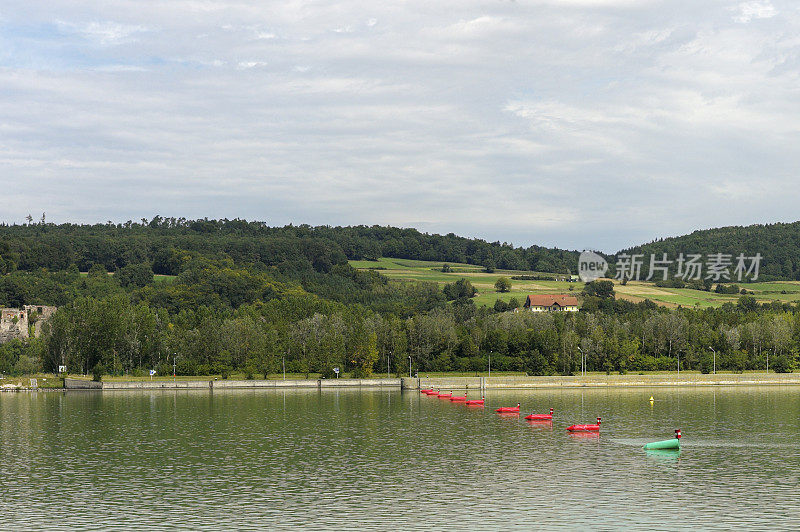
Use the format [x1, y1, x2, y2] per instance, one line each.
[1, 387, 799, 530]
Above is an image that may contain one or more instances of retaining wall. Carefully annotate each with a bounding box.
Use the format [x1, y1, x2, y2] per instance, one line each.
[404, 373, 800, 390]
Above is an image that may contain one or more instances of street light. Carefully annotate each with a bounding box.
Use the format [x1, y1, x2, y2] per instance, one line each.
[708, 346, 715, 375]
[488, 350, 492, 379]
[172, 352, 176, 382]
[408, 355, 412, 378]
[577, 346, 584, 377]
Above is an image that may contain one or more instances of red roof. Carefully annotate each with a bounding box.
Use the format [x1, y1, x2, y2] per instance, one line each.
[524, 294, 579, 308]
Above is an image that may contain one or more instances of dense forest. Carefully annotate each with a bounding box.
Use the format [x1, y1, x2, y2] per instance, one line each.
[619, 221, 800, 281]
[0, 217, 798, 377]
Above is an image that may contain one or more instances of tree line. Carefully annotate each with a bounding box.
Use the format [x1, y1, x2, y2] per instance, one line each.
[1, 287, 797, 378]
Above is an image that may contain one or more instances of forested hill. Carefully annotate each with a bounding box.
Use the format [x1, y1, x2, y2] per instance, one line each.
[0, 218, 579, 276]
[0, 218, 576, 313]
[618, 221, 800, 281]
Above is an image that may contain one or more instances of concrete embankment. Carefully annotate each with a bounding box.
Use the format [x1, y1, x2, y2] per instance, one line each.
[54, 374, 800, 391]
[65, 377, 402, 390]
[404, 373, 800, 390]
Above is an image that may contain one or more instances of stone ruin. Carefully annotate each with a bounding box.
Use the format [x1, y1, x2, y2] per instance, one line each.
[0, 305, 57, 344]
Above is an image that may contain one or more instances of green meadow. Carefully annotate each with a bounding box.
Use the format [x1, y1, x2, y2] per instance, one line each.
[351, 258, 800, 309]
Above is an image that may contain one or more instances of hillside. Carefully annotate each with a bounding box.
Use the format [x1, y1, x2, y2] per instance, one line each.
[619, 221, 800, 281]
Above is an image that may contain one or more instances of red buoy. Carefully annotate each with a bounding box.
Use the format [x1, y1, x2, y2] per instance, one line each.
[465, 397, 484, 406]
[437, 391, 453, 398]
[420, 388, 434, 394]
[423, 389, 439, 395]
[495, 403, 521, 413]
[566, 417, 601, 432]
[450, 394, 468, 402]
[525, 408, 554, 421]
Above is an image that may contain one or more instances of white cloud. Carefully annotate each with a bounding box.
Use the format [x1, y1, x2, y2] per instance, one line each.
[733, 1, 777, 23]
[55, 20, 151, 46]
[1, 0, 799, 250]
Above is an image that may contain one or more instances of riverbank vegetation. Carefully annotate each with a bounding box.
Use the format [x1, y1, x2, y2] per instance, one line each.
[0, 218, 797, 378]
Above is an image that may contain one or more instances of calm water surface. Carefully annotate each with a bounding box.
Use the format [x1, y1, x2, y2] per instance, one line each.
[1, 386, 799, 530]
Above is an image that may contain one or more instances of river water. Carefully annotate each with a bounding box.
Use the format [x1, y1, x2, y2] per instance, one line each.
[1, 386, 799, 530]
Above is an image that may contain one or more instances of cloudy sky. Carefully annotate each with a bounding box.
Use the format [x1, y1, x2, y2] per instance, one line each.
[1, 0, 798, 251]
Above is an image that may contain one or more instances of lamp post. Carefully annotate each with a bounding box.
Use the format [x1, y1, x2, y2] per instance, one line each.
[577, 346, 584, 377]
[488, 350, 492, 379]
[709, 346, 715, 375]
[282, 353, 286, 381]
[172, 353, 176, 382]
[408, 355, 412, 378]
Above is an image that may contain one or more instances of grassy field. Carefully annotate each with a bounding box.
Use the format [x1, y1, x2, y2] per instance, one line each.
[351, 257, 800, 309]
[351, 257, 581, 307]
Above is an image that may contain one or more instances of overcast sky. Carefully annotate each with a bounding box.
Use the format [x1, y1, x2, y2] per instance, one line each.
[1, 1, 798, 252]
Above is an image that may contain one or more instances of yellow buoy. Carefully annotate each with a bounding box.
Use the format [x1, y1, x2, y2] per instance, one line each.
[649, 396, 654, 402]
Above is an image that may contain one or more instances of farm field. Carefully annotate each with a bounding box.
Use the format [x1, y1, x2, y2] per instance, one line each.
[351, 257, 800, 309]
[351, 257, 580, 307]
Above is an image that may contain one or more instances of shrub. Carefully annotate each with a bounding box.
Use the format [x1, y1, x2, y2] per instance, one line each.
[176, 360, 197, 376]
[244, 366, 256, 380]
[319, 366, 337, 379]
[698, 354, 713, 374]
[771, 355, 793, 374]
[92, 363, 107, 382]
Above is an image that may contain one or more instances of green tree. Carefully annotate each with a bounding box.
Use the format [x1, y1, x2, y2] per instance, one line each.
[494, 276, 512, 293]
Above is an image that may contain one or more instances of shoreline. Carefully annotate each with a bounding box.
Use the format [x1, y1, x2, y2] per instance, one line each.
[0, 373, 780, 391]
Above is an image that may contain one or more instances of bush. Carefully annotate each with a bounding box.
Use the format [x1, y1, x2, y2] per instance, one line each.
[698, 354, 713, 374]
[92, 363, 107, 382]
[771, 355, 793, 373]
[176, 360, 197, 376]
[319, 366, 338, 379]
[244, 366, 256, 380]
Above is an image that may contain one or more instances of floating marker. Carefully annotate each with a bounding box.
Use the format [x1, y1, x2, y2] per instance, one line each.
[525, 408, 553, 421]
[643, 429, 682, 450]
[566, 416, 601, 432]
[495, 402, 521, 413]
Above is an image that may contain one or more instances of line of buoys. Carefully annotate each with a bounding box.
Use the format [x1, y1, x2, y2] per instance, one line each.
[644, 429, 681, 450]
[420, 389, 678, 452]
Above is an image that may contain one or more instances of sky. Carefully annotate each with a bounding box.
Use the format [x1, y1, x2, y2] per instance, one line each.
[1, 0, 799, 252]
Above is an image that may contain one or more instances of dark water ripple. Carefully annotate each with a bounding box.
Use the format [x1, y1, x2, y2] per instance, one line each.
[1, 387, 799, 530]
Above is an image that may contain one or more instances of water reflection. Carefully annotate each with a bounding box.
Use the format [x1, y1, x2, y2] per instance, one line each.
[645, 449, 681, 461]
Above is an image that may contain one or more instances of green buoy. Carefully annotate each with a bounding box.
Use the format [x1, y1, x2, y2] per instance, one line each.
[643, 429, 681, 450]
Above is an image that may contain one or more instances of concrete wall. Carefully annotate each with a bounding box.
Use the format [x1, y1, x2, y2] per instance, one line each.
[102, 380, 211, 390]
[97, 378, 403, 390]
[403, 373, 800, 390]
[64, 378, 103, 389]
